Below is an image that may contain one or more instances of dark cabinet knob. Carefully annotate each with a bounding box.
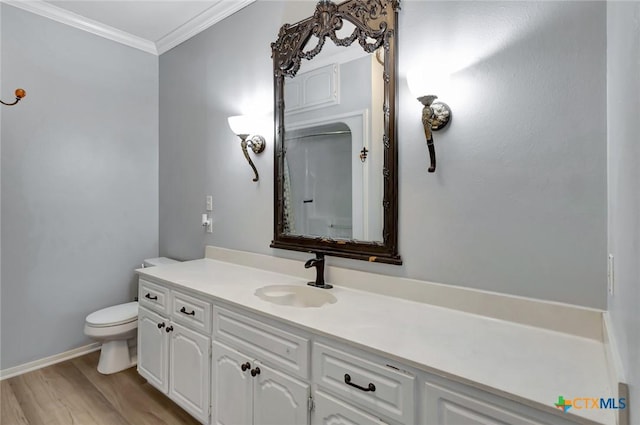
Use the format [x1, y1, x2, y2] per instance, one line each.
[157, 322, 165, 329]
[145, 293, 158, 300]
[241, 362, 251, 372]
[165, 326, 174, 333]
[250, 367, 261, 377]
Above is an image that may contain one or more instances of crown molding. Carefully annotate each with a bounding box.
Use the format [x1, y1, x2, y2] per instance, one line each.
[4, 0, 158, 54]
[3, 0, 256, 56]
[156, 0, 256, 55]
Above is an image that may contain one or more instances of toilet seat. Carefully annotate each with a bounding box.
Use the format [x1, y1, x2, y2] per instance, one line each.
[86, 302, 138, 327]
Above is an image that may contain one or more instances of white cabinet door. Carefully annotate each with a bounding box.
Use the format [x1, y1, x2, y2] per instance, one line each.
[253, 361, 309, 425]
[169, 322, 211, 424]
[312, 390, 388, 425]
[212, 341, 253, 425]
[138, 306, 169, 393]
[423, 381, 580, 425]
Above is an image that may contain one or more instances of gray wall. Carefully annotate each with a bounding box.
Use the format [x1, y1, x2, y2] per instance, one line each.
[1, 5, 159, 369]
[159, 1, 607, 309]
[607, 2, 640, 423]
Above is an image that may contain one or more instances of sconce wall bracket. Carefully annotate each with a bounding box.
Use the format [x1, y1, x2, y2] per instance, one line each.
[238, 134, 266, 182]
[418, 95, 451, 130]
[417, 95, 451, 173]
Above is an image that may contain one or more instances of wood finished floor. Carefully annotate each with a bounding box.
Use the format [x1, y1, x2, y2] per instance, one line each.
[0, 351, 200, 425]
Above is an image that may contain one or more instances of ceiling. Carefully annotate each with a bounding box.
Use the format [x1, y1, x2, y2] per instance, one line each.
[7, 0, 255, 54]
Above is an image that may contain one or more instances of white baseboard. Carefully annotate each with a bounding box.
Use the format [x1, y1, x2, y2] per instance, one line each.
[0, 342, 101, 381]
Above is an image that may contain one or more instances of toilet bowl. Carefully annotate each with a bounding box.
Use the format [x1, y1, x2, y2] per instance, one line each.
[84, 257, 179, 374]
[85, 302, 139, 374]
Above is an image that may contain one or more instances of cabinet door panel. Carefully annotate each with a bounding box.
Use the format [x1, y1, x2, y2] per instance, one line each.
[313, 390, 388, 425]
[253, 361, 309, 425]
[169, 322, 210, 423]
[138, 306, 168, 393]
[424, 381, 579, 425]
[212, 341, 253, 425]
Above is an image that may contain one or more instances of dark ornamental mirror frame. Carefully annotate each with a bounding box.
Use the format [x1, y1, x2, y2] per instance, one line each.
[270, 0, 402, 265]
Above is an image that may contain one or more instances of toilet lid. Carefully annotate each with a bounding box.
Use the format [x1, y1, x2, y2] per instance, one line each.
[86, 302, 138, 327]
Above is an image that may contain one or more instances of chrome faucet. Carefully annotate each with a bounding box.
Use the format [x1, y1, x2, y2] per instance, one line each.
[305, 253, 332, 289]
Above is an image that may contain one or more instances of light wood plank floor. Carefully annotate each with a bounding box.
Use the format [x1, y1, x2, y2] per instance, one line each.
[0, 351, 200, 425]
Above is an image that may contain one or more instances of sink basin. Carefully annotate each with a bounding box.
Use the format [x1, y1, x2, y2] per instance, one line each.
[255, 284, 337, 308]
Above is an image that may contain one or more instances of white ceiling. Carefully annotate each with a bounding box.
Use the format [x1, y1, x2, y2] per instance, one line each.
[47, 1, 218, 42]
[7, 0, 254, 54]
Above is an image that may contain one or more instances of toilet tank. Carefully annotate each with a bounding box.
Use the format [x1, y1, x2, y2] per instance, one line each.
[142, 257, 179, 267]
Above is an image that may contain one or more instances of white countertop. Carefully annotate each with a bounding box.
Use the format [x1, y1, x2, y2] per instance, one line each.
[137, 258, 614, 425]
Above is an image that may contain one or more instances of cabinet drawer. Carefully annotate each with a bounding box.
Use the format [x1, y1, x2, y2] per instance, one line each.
[139, 279, 169, 314]
[213, 306, 309, 379]
[170, 290, 211, 334]
[313, 342, 415, 424]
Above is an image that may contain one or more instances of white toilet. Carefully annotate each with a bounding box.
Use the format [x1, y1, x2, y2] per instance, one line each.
[84, 257, 178, 374]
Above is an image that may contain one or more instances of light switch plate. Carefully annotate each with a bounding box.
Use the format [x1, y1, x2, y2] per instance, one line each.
[608, 254, 614, 295]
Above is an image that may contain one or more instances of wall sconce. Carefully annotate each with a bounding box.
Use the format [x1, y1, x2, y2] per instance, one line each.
[1, 88, 26, 106]
[227, 115, 266, 182]
[407, 70, 451, 173]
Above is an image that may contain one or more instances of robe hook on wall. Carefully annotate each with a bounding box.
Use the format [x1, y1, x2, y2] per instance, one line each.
[1, 88, 26, 106]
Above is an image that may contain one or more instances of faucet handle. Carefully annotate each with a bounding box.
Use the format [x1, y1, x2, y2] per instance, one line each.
[304, 252, 325, 268]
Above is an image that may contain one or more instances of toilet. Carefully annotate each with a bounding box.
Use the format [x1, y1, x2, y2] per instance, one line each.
[84, 257, 178, 374]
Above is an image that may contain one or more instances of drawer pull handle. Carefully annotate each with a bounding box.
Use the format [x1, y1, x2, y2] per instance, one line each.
[157, 322, 165, 329]
[165, 326, 174, 333]
[241, 362, 251, 372]
[180, 306, 195, 316]
[250, 367, 261, 377]
[344, 374, 376, 392]
[145, 293, 158, 300]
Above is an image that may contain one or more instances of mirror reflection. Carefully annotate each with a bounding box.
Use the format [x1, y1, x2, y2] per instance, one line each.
[282, 32, 385, 241]
[271, 0, 401, 264]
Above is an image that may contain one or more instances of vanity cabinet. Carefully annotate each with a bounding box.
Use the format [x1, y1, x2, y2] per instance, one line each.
[211, 306, 311, 425]
[312, 341, 415, 425]
[138, 306, 169, 392]
[137, 275, 599, 425]
[312, 390, 390, 425]
[211, 340, 310, 425]
[421, 376, 582, 425]
[137, 280, 211, 424]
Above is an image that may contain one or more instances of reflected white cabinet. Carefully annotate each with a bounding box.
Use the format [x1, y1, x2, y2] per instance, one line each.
[212, 340, 310, 425]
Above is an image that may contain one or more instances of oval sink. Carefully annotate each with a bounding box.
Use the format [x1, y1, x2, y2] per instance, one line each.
[255, 284, 337, 308]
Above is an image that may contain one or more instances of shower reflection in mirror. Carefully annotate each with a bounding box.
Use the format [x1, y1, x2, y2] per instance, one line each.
[282, 48, 384, 242]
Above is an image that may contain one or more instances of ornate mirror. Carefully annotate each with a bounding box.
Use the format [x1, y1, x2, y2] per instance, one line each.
[270, 0, 401, 265]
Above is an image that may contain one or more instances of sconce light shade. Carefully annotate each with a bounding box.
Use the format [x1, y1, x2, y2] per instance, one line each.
[227, 115, 253, 137]
[227, 115, 266, 182]
[407, 68, 450, 99]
